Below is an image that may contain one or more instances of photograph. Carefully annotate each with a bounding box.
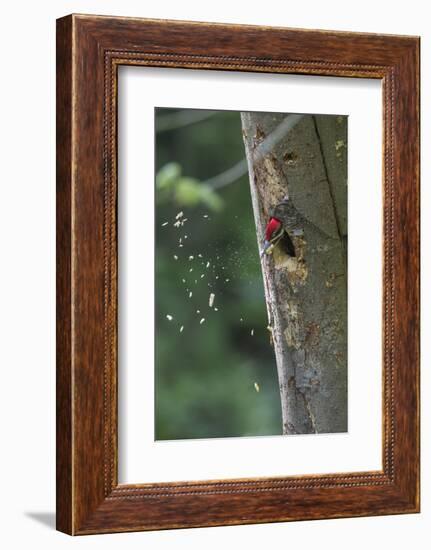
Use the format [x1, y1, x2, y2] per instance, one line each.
[155, 107, 348, 440]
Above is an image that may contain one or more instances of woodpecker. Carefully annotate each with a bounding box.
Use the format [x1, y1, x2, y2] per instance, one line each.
[261, 214, 296, 258]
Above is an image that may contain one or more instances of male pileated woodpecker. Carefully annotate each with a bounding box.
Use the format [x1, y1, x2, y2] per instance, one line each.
[261, 212, 296, 258]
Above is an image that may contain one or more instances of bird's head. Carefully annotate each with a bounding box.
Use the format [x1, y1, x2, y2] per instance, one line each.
[261, 216, 284, 257]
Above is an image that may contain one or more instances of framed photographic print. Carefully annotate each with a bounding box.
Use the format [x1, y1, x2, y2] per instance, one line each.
[56, 14, 420, 534]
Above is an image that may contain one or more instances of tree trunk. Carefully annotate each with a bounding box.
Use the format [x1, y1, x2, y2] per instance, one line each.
[241, 112, 347, 435]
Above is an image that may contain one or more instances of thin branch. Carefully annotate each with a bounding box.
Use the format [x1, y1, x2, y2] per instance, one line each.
[204, 159, 249, 189]
[252, 114, 304, 162]
[204, 114, 304, 190]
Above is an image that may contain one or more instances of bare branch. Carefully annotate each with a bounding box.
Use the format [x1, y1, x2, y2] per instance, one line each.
[204, 114, 304, 190]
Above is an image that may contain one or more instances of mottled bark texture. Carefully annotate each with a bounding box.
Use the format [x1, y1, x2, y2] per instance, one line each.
[241, 113, 348, 435]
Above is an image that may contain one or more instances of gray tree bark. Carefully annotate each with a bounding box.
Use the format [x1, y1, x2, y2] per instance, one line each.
[241, 112, 348, 435]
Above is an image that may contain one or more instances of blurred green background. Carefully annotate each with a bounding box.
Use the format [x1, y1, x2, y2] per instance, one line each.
[155, 108, 282, 440]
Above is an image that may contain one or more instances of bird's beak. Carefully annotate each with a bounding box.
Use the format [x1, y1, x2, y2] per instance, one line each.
[260, 240, 272, 258]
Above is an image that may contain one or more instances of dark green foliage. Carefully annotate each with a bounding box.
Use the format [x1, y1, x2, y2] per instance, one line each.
[155, 108, 282, 440]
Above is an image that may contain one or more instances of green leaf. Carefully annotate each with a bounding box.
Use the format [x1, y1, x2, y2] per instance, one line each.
[174, 179, 224, 211]
[156, 163, 224, 211]
[156, 162, 181, 190]
[174, 177, 202, 206]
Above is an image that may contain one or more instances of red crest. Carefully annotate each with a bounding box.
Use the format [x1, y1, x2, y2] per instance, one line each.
[265, 217, 282, 241]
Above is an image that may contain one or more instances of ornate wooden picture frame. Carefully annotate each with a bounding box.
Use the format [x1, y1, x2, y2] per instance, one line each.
[56, 14, 420, 535]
